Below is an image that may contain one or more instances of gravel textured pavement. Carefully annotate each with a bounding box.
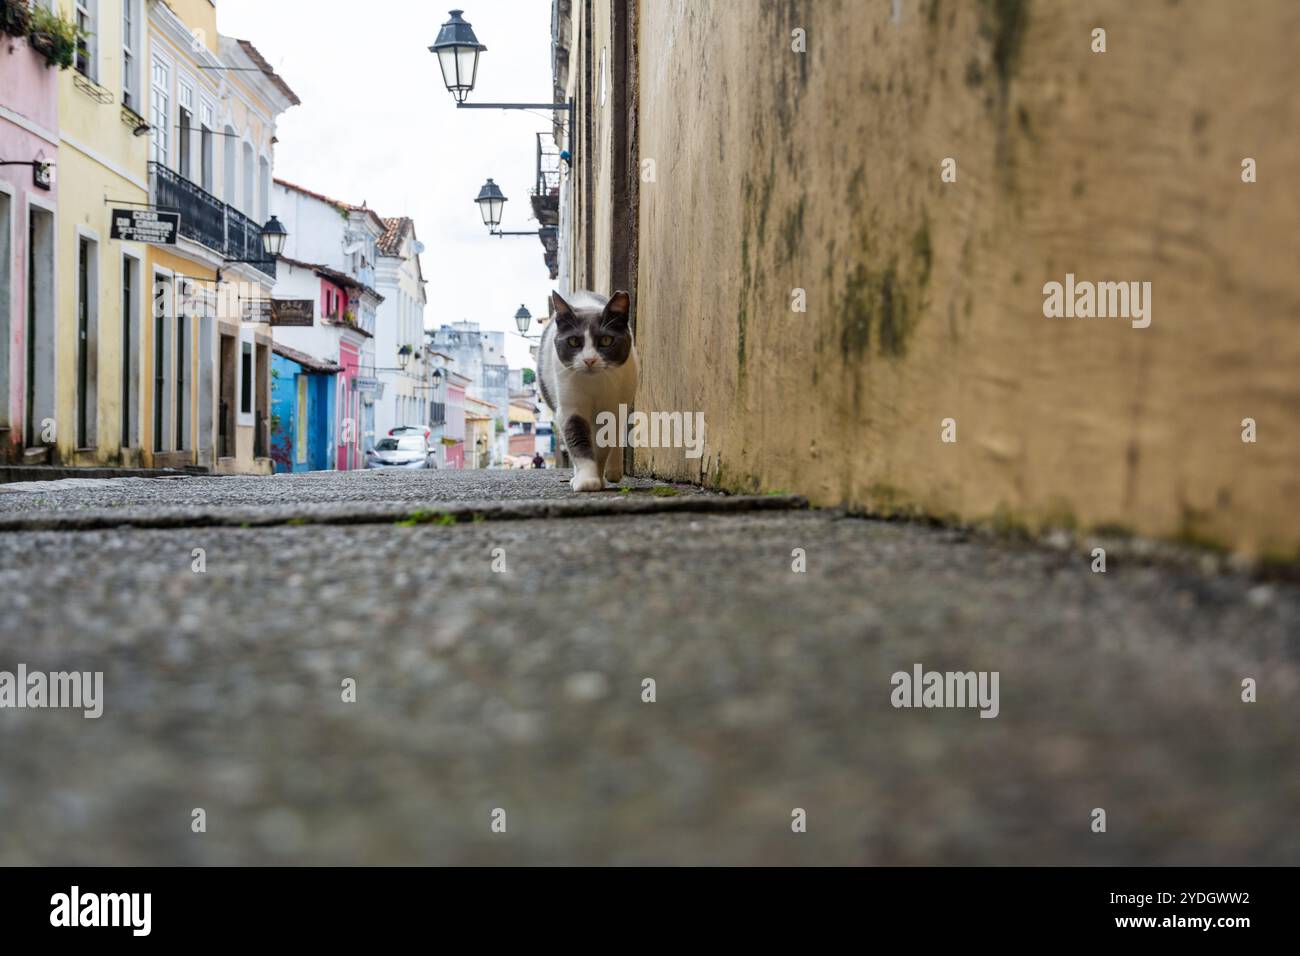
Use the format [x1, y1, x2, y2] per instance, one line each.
[0, 470, 1296, 865]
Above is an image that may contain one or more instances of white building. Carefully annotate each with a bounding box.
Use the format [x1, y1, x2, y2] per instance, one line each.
[374, 217, 429, 437]
[269, 180, 385, 468]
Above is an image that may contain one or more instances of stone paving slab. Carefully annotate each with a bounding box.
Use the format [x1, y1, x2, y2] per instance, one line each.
[0, 470, 803, 532]
[1, 509, 1296, 865]
[0, 469, 710, 513]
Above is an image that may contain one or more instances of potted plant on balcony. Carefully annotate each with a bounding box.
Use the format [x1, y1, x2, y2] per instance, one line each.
[28, 5, 82, 70]
[1, 0, 32, 38]
[342, 309, 357, 326]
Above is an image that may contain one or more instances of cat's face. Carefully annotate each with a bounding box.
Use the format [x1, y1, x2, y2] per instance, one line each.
[550, 290, 632, 373]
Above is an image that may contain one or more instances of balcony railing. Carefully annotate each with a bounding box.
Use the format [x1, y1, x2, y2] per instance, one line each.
[151, 161, 225, 253]
[226, 206, 276, 280]
[148, 163, 276, 281]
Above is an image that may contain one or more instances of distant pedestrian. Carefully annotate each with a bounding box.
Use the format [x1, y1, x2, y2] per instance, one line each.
[532, 453, 546, 469]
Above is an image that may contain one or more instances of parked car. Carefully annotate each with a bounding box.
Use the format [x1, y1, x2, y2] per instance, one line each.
[368, 434, 435, 469]
[389, 425, 432, 441]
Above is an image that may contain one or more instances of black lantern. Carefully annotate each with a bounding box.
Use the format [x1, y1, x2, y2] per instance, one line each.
[474, 178, 507, 229]
[260, 215, 288, 258]
[432, 368, 444, 387]
[430, 10, 486, 104]
[514, 304, 532, 335]
[397, 346, 412, 371]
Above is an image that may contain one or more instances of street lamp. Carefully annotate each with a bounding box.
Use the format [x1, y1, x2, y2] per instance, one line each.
[474, 178, 507, 229]
[432, 368, 444, 387]
[260, 215, 288, 257]
[397, 346, 412, 371]
[429, 9, 486, 104]
[514, 304, 532, 335]
[431, 9, 573, 115]
[475, 179, 552, 239]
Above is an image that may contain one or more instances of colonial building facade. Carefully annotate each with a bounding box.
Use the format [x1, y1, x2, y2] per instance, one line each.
[0, 1, 60, 463]
[373, 216, 428, 439]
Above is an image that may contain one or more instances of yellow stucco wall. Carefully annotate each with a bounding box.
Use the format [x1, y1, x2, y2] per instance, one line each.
[139, 0, 276, 474]
[620, 0, 1300, 560]
[54, 0, 149, 465]
[162, 0, 218, 55]
[144, 246, 215, 467]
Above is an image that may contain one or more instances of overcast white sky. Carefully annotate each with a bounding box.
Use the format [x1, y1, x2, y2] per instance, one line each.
[217, 0, 556, 371]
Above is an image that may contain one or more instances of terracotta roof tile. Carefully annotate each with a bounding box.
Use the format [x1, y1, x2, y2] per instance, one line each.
[235, 40, 301, 106]
[377, 217, 411, 256]
[235, 39, 300, 105]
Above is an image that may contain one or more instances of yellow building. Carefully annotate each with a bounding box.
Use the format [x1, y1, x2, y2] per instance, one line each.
[464, 395, 496, 470]
[143, 0, 298, 473]
[37, 0, 296, 472]
[50, 0, 150, 465]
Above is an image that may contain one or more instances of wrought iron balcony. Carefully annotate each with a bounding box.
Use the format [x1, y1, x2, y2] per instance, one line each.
[148, 163, 276, 280]
[151, 161, 225, 254]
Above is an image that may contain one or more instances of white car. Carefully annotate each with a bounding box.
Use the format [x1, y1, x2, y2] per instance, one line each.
[368, 434, 435, 469]
[389, 425, 432, 441]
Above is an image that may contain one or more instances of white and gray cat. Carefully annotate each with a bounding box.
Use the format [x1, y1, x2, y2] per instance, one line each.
[537, 289, 638, 492]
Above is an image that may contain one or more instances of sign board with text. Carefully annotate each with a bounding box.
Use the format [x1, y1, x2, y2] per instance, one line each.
[241, 297, 272, 323]
[270, 299, 315, 327]
[110, 209, 179, 245]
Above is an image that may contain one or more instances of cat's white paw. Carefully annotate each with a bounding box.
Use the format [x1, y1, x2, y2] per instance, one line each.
[571, 472, 604, 493]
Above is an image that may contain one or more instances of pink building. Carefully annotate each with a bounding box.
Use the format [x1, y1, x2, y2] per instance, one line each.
[443, 370, 468, 469]
[336, 340, 362, 470]
[1, 19, 60, 462]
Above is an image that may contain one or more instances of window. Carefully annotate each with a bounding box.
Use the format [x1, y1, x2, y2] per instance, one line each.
[240, 342, 253, 414]
[178, 108, 192, 178]
[222, 126, 237, 203]
[200, 103, 215, 193]
[258, 156, 270, 223]
[122, 0, 140, 111]
[75, 0, 96, 80]
[150, 58, 170, 165]
[241, 142, 254, 215]
[178, 82, 194, 179]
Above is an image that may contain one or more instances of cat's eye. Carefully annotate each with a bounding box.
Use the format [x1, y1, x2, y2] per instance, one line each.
[566, 336, 582, 348]
[599, 335, 613, 347]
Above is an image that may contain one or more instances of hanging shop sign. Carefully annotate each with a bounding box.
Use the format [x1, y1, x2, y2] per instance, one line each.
[110, 208, 179, 245]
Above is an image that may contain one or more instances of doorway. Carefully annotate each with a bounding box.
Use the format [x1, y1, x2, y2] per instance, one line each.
[121, 254, 140, 450]
[25, 205, 55, 451]
[76, 234, 99, 450]
[218, 331, 236, 458]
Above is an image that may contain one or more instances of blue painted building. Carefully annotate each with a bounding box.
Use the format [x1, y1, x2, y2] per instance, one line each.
[270, 345, 340, 473]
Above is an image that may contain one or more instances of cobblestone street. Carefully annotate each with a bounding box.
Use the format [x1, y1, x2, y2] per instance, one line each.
[1, 471, 1296, 865]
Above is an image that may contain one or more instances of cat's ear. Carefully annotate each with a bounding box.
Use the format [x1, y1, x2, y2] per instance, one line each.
[602, 290, 631, 330]
[551, 291, 579, 330]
